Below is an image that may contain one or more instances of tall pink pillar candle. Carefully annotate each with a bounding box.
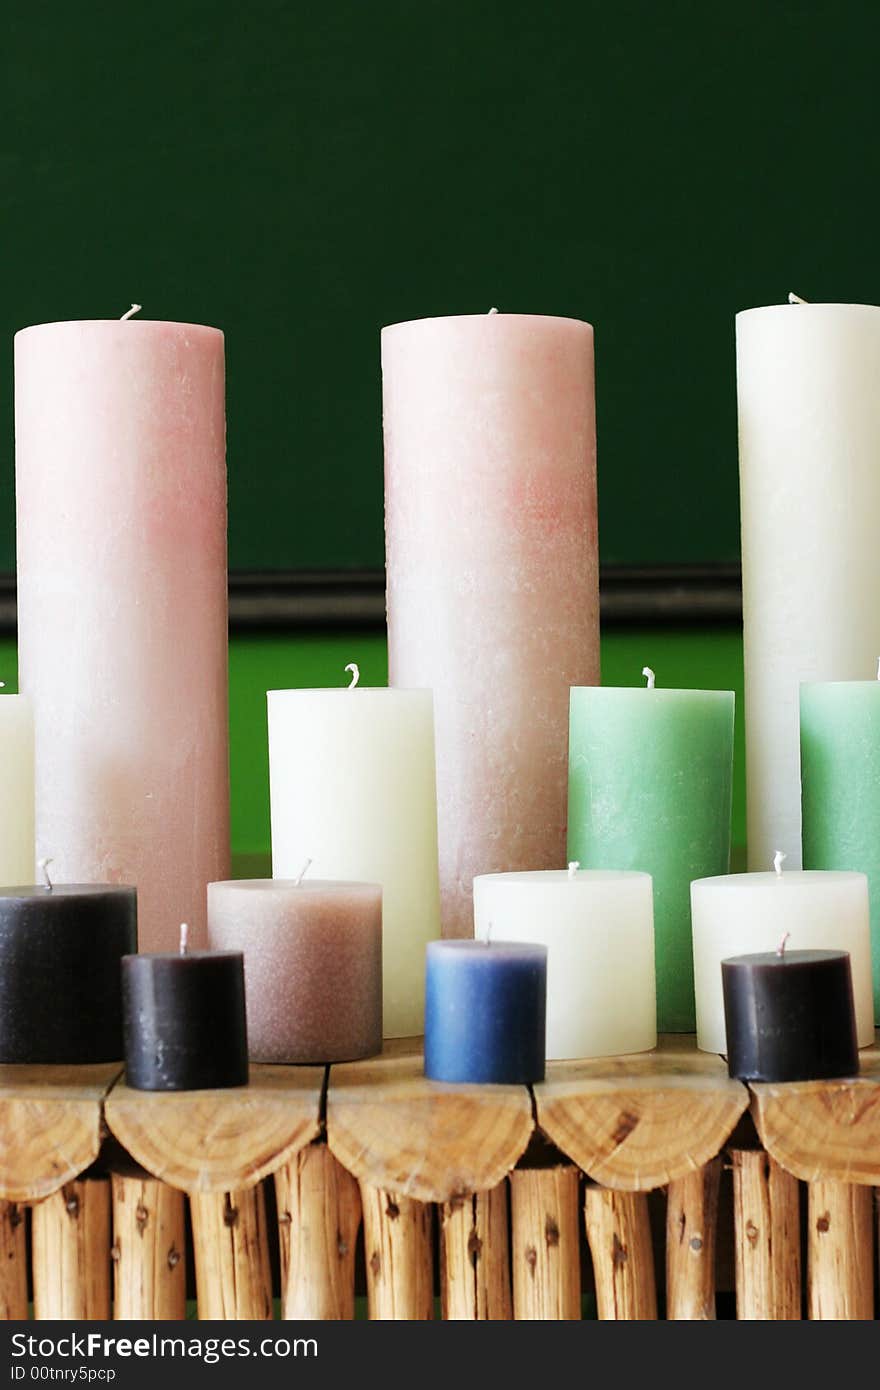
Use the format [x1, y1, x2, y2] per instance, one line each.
[383, 312, 599, 937]
[15, 318, 230, 951]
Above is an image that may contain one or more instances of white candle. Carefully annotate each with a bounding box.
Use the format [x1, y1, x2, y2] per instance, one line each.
[473, 869, 656, 1060]
[267, 680, 440, 1037]
[737, 300, 880, 867]
[0, 691, 34, 884]
[691, 867, 874, 1053]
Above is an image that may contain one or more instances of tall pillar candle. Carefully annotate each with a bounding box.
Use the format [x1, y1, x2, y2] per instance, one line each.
[267, 678, 439, 1037]
[568, 674, 734, 1031]
[15, 317, 229, 950]
[737, 301, 880, 868]
[383, 313, 598, 938]
[0, 692, 34, 885]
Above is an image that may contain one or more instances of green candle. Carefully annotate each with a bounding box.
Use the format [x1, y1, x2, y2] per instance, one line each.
[568, 670, 735, 1031]
[801, 679, 880, 1015]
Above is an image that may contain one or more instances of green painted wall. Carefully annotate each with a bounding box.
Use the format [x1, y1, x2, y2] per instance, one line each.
[1, 629, 746, 870]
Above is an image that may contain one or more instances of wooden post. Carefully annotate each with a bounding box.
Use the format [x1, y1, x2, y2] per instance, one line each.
[665, 1159, 721, 1320]
[808, 1179, 874, 1320]
[440, 1183, 512, 1320]
[583, 1185, 657, 1320]
[274, 1143, 362, 1320]
[189, 1186, 273, 1320]
[110, 1173, 186, 1320]
[0, 1202, 27, 1320]
[731, 1149, 801, 1319]
[360, 1183, 434, 1320]
[510, 1167, 581, 1319]
[32, 1179, 111, 1320]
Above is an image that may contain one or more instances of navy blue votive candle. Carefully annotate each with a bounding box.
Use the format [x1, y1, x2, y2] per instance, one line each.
[424, 939, 547, 1084]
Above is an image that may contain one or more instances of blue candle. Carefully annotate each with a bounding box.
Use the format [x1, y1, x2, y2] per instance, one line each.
[424, 940, 547, 1084]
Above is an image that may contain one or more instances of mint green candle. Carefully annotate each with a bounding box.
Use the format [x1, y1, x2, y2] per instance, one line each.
[568, 673, 734, 1031]
[801, 679, 880, 1014]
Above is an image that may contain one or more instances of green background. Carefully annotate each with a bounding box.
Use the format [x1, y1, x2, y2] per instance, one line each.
[3, 0, 879, 572]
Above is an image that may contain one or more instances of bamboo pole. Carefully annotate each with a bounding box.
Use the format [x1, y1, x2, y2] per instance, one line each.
[808, 1180, 874, 1320]
[189, 1186, 273, 1320]
[275, 1143, 362, 1320]
[110, 1173, 186, 1320]
[440, 1184, 512, 1320]
[360, 1183, 434, 1320]
[0, 1201, 27, 1320]
[731, 1149, 801, 1319]
[510, 1167, 581, 1319]
[665, 1160, 721, 1320]
[32, 1179, 112, 1320]
[583, 1185, 657, 1320]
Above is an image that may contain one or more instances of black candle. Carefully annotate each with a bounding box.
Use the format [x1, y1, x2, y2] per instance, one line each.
[122, 925, 248, 1090]
[0, 883, 137, 1063]
[721, 946, 859, 1082]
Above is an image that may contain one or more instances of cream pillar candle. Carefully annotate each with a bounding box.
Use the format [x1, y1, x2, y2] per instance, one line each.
[0, 690, 34, 885]
[15, 316, 229, 951]
[473, 868, 656, 1060]
[737, 300, 880, 868]
[383, 312, 599, 938]
[267, 674, 439, 1037]
[691, 864, 874, 1054]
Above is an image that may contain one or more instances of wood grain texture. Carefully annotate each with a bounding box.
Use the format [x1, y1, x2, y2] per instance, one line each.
[275, 1143, 362, 1320]
[0, 1202, 27, 1319]
[534, 1036, 748, 1191]
[731, 1150, 801, 1320]
[440, 1184, 512, 1320]
[105, 1065, 324, 1193]
[327, 1042, 533, 1203]
[111, 1174, 186, 1320]
[360, 1182, 434, 1320]
[32, 1178, 112, 1320]
[0, 1063, 121, 1202]
[510, 1167, 581, 1320]
[808, 1180, 874, 1320]
[750, 1038, 880, 1185]
[583, 1186, 657, 1320]
[189, 1186, 273, 1320]
[665, 1159, 721, 1319]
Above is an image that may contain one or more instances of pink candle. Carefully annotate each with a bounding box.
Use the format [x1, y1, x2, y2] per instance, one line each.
[383, 312, 599, 938]
[15, 317, 229, 951]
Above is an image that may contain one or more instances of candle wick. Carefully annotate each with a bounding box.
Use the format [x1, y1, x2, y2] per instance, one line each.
[488, 307, 499, 315]
[773, 850, 786, 877]
[37, 857, 53, 891]
[486, 919, 493, 943]
[294, 857, 312, 887]
[344, 662, 360, 690]
[120, 304, 142, 321]
[642, 666, 656, 690]
[179, 922, 189, 955]
[788, 292, 809, 305]
[776, 931, 791, 958]
[876, 656, 880, 682]
[567, 860, 580, 880]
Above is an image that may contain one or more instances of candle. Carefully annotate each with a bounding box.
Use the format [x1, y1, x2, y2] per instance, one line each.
[567, 672, 734, 1030]
[15, 314, 230, 952]
[801, 678, 880, 1014]
[736, 300, 880, 868]
[0, 878, 136, 1063]
[722, 945, 858, 1082]
[207, 877, 382, 1063]
[691, 864, 874, 1054]
[424, 939, 547, 1084]
[473, 868, 655, 1060]
[122, 924, 248, 1091]
[0, 689, 34, 885]
[383, 312, 599, 938]
[267, 673, 439, 1037]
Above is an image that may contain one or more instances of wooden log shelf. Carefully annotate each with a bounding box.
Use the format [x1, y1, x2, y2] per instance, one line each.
[0, 1037, 877, 1320]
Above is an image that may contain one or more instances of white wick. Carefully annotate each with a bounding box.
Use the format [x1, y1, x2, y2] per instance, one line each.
[38, 857, 53, 890]
[777, 931, 791, 958]
[294, 857, 312, 887]
[179, 922, 189, 955]
[486, 919, 493, 943]
[567, 861, 580, 880]
[876, 656, 880, 681]
[788, 292, 808, 305]
[773, 850, 786, 877]
[488, 307, 499, 314]
[345, 662, 360, 690]
[120, 304, 142, 321]
[642, 666, 656, 690]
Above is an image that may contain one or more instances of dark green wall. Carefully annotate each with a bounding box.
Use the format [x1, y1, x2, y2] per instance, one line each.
[3, 1, 878, 572]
